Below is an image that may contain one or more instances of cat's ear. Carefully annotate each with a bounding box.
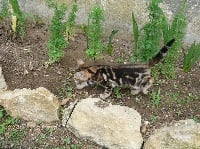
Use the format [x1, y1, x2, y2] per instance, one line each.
[77, 59, 85, 68]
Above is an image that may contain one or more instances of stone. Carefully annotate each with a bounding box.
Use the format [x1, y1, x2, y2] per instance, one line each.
[63, 98, 143, 149]
[144, 119, 200, 149]
[0, 87, 60, 122]
[0, 67, 7, 91]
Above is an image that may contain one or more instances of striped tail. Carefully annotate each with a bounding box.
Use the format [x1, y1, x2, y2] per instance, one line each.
[148, 38, 175, 67]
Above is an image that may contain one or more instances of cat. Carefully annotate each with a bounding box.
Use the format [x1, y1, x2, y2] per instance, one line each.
[73, 39, 175, 99]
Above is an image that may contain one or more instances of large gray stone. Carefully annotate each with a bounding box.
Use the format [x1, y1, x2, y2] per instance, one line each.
[63, 98, 143, 149]
[0, 87, 60, 122]
[0, 67, 7, 91]
[144, 119, 200, 149]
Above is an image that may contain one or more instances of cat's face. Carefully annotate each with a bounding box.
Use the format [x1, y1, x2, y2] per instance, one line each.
[74, 69, 94, 89]
[73, 60, 98, 89]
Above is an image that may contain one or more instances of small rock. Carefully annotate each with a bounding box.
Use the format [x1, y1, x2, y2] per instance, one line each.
[0, 67, 7, 91]
[0, 87, 60, 122]
[60, 98, 70, 106]
[23, 69, 29, 75]
[144, 119, 200, 149]
[29, 61, 34, 71]
[27, 121, 37, 128]
[64, 98, 143, 149]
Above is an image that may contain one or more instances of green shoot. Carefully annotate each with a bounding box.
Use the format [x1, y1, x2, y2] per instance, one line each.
[183, 42, 200, 72]
[150, 114, 158, 123]
[114, 87, 123, 99]
[9, 0, 27, 39]
[46, 0, 68, 63]
[106, 29, 119, 56]
[131, 12, 139, 55]
[150, 88, 161, 107]
[66, 0, 78, 41]
[86, 6, 104, 59]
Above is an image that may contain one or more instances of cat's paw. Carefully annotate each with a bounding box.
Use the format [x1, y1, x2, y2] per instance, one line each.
[100, 93, 111, 99]
[131, 90, 140, 95]
[142, 90, 149, 95]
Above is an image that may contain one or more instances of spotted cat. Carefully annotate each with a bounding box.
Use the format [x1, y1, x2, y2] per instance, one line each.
[74, 39, 175, 99]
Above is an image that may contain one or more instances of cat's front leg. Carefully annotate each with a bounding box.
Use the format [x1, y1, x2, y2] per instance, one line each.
[100, 87, 113, 99]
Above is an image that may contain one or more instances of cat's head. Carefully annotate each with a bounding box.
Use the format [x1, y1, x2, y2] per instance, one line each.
[73, 59, 97, 89]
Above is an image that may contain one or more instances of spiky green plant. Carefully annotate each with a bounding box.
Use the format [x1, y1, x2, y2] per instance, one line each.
[157, 0, 188, 78]
[86, 6, 104, 59]
[46, 0, 68, 63]
[131, 0, 167, 63]
[131, 12, 139, 53]
[183, 42, 200, 72]
[131, 0, 188, 79]
[66, 0, 78, 41]
[106, 29, 119, 56]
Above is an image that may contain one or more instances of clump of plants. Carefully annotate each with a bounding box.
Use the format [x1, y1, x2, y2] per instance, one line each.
[46, 0, 68, 63]
[86, 6, 104, 59]
[183, 42, 200, 72]
[131, 0, 188, 79]
[65, 0, 78, 41]
[131, 0, 167, 63]
[9, 0, 27, 39]
[160, 0, 188, 78]
[86, 6, 118, 59]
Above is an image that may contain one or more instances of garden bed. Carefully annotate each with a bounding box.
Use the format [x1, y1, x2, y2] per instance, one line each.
[0, 21, 199, 148]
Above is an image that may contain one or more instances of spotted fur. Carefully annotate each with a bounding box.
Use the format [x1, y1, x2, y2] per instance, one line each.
[73, 39, 175, 99]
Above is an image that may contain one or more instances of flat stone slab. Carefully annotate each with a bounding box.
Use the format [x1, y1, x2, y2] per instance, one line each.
[0, 87, 60, 122]
[63, 98, 143, 149]
[144, 119, 200, 149]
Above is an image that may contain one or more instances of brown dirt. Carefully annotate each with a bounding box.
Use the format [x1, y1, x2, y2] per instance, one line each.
[0, 20, 199, 148]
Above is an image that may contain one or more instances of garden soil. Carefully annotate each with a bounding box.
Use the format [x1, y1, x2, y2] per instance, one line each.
[0, 21, 199, 148]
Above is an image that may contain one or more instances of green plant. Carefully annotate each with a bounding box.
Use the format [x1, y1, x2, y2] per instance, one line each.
[46, 0, 68, 63]
[0, 108, 17, 135]
[32, 15, 44, 27]
[170, 92, 182, 104]
[86, 6, 104, 59]
[58, 81, 73, 99]
[117, 56, 126, 64]
[183, 93, 198, 104]
[160, 0, 188, 78]
[150, 88, 161, 107]
[38, 133, 47, 144]
[0, 0, 9, 20]
[9, 0, 27, 39]
[176, 109, 183, 117]
[64, 137, 82, 149]
[8, 129, 26, 146]
[106, 29, 119, 56]
[131, 12, 139, 52]
[131, 0, 167, 63]
[131, 0, 188, 79]
[66, 0, 78, 41]
[191, 116, 200, 123]
[114, 87, 123, 99]
[183, 42, 200, 72]
[150, 114, 158, 123]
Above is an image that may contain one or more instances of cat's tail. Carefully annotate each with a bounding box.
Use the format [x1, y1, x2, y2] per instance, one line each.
[148, 38, 175, 67]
